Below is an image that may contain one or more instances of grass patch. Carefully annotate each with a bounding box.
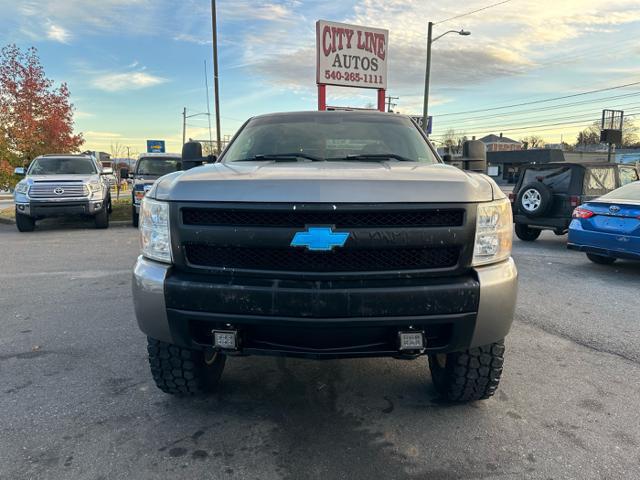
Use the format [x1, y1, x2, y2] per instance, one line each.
[0, 196, 133, 222]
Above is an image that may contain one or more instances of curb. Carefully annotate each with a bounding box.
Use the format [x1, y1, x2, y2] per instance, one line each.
[0, 217, 132, 227]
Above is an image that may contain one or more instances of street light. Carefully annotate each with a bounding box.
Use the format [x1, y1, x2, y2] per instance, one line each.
[182, 108, 211, 146]
[422, 22, 470, 134]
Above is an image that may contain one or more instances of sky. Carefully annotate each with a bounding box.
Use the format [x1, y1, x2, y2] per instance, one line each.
[1, 0, 639, 154]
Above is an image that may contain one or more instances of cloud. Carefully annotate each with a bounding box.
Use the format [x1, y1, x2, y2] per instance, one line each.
[92, 71, 168, 92]
[83, 131, 122, 138]
[46, 24, 71, 43]
[173, 33, 212, 45]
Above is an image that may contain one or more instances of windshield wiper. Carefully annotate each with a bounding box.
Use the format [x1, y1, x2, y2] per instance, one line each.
[327, 154, 414, 162]
[235, 153, 324, 162]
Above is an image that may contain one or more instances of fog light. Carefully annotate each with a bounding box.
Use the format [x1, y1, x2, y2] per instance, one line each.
[213, 330, 238, 350]
[18, 205, 25, 211]
[94, 202, 101, 209]
[398, 331, 425, 351]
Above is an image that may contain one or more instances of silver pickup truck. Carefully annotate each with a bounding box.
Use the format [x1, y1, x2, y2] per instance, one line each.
[132, 111, 518, 402]
[13, 154, 112, 231]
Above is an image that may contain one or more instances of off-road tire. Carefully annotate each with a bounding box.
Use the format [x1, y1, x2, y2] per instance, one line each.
[15, 211, 35, 232]
[516, 182, 552, 218]
[586, 253, 616, 265]
[94, 207, 109, 229]
[132, 206, 139, 227]
[429, 340, 505, 402]
[514, 224, 541, 241]
[147, 337, 226, 395]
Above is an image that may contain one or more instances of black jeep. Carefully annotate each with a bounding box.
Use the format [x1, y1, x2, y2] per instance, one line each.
[510, 162, 639, 241]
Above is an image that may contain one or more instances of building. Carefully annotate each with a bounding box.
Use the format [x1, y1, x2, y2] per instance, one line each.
[479, 133, 522, 152]
[487, 149, 564, 183]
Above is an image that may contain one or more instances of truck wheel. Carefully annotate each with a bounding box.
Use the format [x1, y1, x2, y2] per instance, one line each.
[94, 207, 109, 229]
[586, 253, 616, 265]
[514, 224, 541, 241]
[15, 211, 35, 232]
[147, 338, 226, 395]
[132, 206, 139, 227]
[428, 340, 505, 402]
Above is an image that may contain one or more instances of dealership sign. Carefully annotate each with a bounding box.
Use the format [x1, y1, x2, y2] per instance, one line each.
[316, 20, 388, 90]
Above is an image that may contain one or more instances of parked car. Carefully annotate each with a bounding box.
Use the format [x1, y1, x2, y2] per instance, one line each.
[132, 110, 518, 403]
[510, 162, 639, 241]
[568, 181, 640, 264]
[130, 153, 182, 227]
[13, 154, 112, 232]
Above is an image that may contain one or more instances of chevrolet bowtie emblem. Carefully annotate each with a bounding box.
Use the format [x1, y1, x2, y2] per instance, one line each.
[290, 227, 350, 251]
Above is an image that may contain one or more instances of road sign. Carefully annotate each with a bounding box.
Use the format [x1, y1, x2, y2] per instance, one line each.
[146, 140, 166, 153]
[316, 20, 388, 90]
[410, 116, 433, 134]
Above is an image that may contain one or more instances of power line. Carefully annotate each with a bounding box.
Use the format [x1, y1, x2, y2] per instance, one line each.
[430, 112, 639, 139]
[434, 0, 512, 25]
[435, 81, 640, 117]
[430, 105, 638, 134]
[434, 91, 640, 125]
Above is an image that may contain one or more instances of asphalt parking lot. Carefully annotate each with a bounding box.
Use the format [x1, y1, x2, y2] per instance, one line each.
[1, 221, 639, 480]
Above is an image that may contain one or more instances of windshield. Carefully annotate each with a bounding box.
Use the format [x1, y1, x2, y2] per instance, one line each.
[136, 158, 182, 176]
[28, 157, 96, 175]
[222, 114, 439, 163]
[599, 181, 640, 201]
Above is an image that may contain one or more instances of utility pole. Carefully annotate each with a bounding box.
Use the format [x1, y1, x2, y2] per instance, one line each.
[422, 23, 470, 134]
[182, 107, 186, 146]
[422, 21, 433, 134]
[211, 0, 222, 154]
[385, 95, 399, 113]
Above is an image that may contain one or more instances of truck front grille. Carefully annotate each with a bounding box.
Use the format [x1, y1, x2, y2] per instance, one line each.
[184, 244, 460, 272]
[29, 183, 88, 198]
[182, 208, 464, 228]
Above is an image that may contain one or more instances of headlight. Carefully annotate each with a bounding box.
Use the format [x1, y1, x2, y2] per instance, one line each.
[15, 182, 29, 194]
[87, 182, 102, 193]
[139, 197, 172, 263]
[472, 198, 512, 266]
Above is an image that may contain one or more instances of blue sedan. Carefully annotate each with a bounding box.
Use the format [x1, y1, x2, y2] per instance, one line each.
[568, 181, 640, 264]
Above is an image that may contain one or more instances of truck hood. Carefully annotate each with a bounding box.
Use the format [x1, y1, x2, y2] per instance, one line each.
[27, 174, 98, 183]
[152, 161, 496, 203]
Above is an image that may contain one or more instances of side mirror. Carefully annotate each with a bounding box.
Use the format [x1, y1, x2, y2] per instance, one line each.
[207, 154, 217, 163]
[442, 154, 452, 163]
[119, 168, 129, 179]
[101, 167, 114, 175]
[14, 167, 25, 176]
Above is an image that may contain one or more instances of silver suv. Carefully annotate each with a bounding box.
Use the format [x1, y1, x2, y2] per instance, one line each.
[13, 154, 112, 232]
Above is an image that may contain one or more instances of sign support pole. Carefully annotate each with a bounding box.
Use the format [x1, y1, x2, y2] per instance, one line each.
[377, 89, 385, 112]
[318, 84, 327, 111]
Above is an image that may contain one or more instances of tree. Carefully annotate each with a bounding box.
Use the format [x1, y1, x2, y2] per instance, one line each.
[520, 135, 545, 149]
[442, 129, 464, 154]
[0, 44, 83, 189]
[575, 119, 639, 147]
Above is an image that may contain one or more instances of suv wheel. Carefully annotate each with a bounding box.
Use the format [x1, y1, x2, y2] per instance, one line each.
[15, 210, 35, 232]
[514, 224, 541, 241]
[586, 253, 616, 265]
[94, 207, 109, 229]
[428, 340, 505, 402]
[516, 182, 552, 217]
[147, 338, 226, 395]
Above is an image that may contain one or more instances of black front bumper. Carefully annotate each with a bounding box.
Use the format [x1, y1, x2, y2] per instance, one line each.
[164, 271, 480, 359]
[29, 200, 102, 218]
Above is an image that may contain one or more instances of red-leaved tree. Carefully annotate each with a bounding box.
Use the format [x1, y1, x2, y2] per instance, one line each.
[0, 44, 84, 189]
